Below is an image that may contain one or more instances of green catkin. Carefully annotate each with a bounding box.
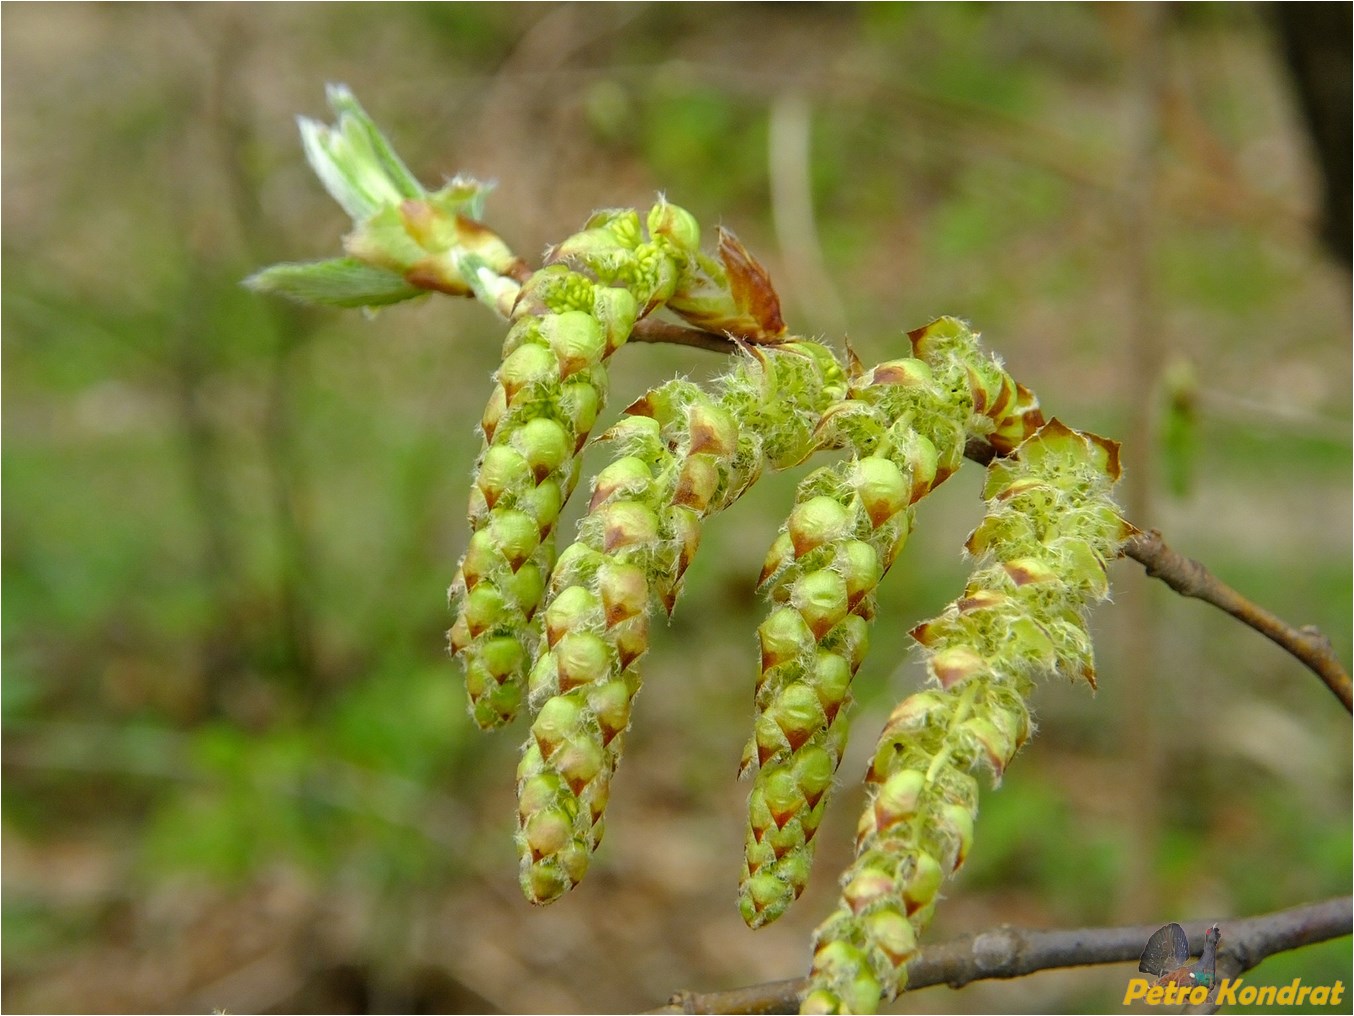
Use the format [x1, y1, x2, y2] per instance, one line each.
[739, 317, 1043, 929]
[515, 338, 849, 905]
[800, 418, 1131, 1015]
[448, 205, 693, 730]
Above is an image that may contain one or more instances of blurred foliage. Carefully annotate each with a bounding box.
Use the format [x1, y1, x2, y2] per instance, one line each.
[2, 4, 1349, 1013]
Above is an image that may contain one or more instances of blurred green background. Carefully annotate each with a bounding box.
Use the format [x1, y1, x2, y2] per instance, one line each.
[3, 4, 1349, 1013]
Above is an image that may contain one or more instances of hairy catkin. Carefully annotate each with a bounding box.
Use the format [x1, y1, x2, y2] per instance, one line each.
[739, 317, 1042, 929]
[448, 206, 691, 730]
[515, 339, 849, 904]
[801, 419, 1131, 1015]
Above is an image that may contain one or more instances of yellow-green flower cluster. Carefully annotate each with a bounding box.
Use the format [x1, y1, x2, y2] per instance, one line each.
[740, 317, 1042, 930]
[449, 205, 695, 730]
[801, 419, 1130, 1015]
[515, 339, 848, 904]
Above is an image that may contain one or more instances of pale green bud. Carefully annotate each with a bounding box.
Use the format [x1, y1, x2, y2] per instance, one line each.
[463, 584, 507, 636]
[853, 456, 910, 528]
[497, 343, 556, 403]
[532, 694, 584, 751]
[514, 417, 572, 481]
[842, 867, 893, 915]
[766, 683, 826, 754]
[788, 496, 855, 557]
[559, 380, 602, 445]
[480, 384, 507, 442]
[518, 478, 563, 532]
[793, 744, 836, 801]
[809, 650, 853, 723]
[592, 286, 640, 354]
[758, 533, 797, 594]
[590, 455, 654, 511]
[541, 310, 606, 380]
[586, 680, 632, 745]
[476, 445, 533, 510]
[545, 586, 603, 645]
[928, 645, 988, 689]
[686, 400, 740, 458]
[599, 501, 660, 553]
[673, 454, 721, 512]
[487, 509, 540, 569]
[597, 561, 649, 625]
[902, 851, 944, 915]
[646, 199, 701, 253]
[871, 769, 925, 831]
[865, 908, 917, 966]
[502, 560, 545, 615]
[791, 568, 850, 639]
[837, 540, 882, 611]
[554, 632, 613, 691]
[758, 607, 815, 671]
[938, 803, 975, 871]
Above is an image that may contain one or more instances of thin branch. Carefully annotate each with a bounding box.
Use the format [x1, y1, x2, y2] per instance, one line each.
[631, 318, 739, 354]
[1123, 529, 1352, 712]
[962, 438, 1352, 713]
[647, 896, 1352, 1015]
